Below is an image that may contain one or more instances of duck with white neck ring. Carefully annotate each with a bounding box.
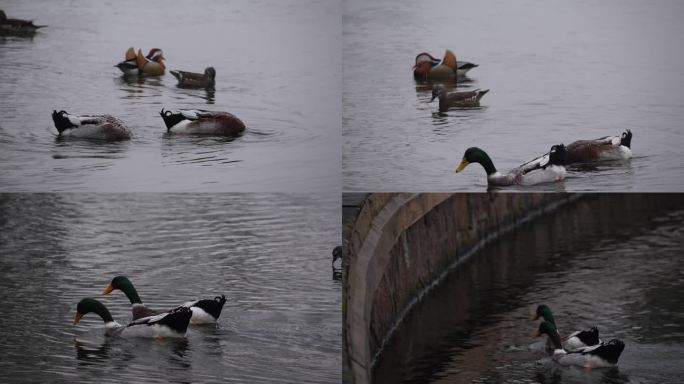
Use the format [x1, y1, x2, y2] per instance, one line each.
[159, 108, 245, 136]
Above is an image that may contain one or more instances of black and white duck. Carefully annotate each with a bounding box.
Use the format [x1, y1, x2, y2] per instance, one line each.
[159, 108, 245, 136]
[533, 321, 625, 368]
[51, 110, 131, 141]
[532, 304, 602, 351]
[74, 298, 192, 338]
[103, 276, 227, 325]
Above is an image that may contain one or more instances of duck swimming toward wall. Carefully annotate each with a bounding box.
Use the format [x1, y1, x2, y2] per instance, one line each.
[534, 321, 625, 368]
[159, 108, 246, 136]
[74, 298, 192, 338]
[51, 110, 131, 141]
[431, 84, 489, 111]
[0, 10, 45, 35]
[170, 67, 216, 88]
[103, 276, 227, 324]
[455, 145, 567, 186]
[413, 50, 478, 81]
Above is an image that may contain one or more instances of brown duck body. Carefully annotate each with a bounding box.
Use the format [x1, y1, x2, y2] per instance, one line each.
[0, 10, 45, 35]
[431, 84, 489, 111]
[564, 130, 633, 163]
[160, 109, 246, 136]
[170, 67, 216, 88]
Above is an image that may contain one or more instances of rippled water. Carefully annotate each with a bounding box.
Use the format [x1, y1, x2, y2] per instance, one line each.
[0, 0, 340, 192]
[373, 194, 684, 383]
[343, 0, 684, 191]
[0, 194, 340, 383]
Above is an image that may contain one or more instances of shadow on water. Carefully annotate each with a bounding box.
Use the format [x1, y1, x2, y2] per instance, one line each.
[372, 194, 684, 384]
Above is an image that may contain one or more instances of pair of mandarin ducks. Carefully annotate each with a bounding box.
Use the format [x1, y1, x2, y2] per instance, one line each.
[115, 47, 216, 88]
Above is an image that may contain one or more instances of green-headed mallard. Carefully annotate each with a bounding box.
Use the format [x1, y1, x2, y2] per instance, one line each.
[431, 84, 489, 111]
[532, 304, 601, 351]
[159, 108, 246, 136]
[533, 321, 625, 368]
[455, 145, 567, 186]
[413, 50, 478, 80]
[74, 298, 192, 338]
[103, 276, 227, 324]
[51, 110, 131, 141]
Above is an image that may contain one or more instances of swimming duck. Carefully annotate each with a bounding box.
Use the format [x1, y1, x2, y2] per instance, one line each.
[170, 67, 216, 88]
[159, 108, 246, 136]
[413, 50, 478, 81]
[431, 84, 489, 111]
[103, 276, 227, 324]
[534, 321, 625, 368]
[115, 47, 140, 75]
[0, 10, 45, 35]
[51, 110, 131, 141]
[455, 145, 567, 186]
[564, 129, 632, 163]
[532, 304, 601, 351]
[74, 298, 192, 338]
[136, 48, 166, 76]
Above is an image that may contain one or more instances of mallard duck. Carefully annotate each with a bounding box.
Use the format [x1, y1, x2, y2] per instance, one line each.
[534, 321, 625, 368]
[455, 145, 567, 186]
[74, 298, 192, 338]
[136, 48, 165, 76]
[170, 67, 216, 88]
[51, 110, 131, 141]
[564, 130, 633, 163]
[431, 84, 489, 111]
[532, 304, 601, 351]
[103, 276, 227, 324]
[413, 50, 478, 80]
[159, 108, 246, 136]
[0, 10, 46, 35]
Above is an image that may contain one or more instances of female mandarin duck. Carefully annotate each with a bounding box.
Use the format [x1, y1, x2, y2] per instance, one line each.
[170, 67, 216, 88]
[160, 108, 246, 136]
[455, 145, 567, 186]
[413, 49, 478, 81]
[51, 110, 131, 141]
[431, 84, 489, 111]
[115, 47, 165, 76]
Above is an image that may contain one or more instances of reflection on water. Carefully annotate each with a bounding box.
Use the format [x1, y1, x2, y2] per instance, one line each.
[343, 0, 684, 191]
[0, 193, 340, 384]
[0, 0, 340, 192]
[373, 194, 684, 384]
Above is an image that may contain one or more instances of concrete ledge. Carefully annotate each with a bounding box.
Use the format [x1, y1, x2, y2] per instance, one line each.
[343, 193, 576, 383]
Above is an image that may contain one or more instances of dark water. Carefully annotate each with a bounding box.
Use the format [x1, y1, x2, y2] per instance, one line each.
[373, 195, 684, 383]
[0, 0, 340, 192]
[0, 194, 341, 383]
[343, 0, 684, 191]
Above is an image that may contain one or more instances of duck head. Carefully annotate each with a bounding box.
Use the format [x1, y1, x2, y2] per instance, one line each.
[413, 53, 440, 78]
[204, 67, 216, 79]
[74, 298, 114, 324]
[430, 84, 447, 101]
[620, 129, 632, 148]
[456, 147, 497, 175]
[532, 304, 555, 323]
[159, 108, 185, 130]
[146, 48, 165, 62]
[51, 110, 77, 133]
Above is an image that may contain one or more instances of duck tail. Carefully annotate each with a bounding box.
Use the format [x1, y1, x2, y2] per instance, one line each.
[169, 70, 182, 81]
[477, 89, 490, 100]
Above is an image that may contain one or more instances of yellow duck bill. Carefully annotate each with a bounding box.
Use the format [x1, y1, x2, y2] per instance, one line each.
[455, 159, 470, 173]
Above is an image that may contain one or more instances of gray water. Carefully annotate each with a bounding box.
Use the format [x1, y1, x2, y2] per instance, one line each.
[372, 194, 684, 383]
[0, 193, 341, 383]
[343, 0, 684, 192]
[0, 0, 340, 192]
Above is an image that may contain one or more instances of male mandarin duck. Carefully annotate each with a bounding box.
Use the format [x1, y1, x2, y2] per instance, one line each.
[159, 108, 246, 137]
[74, 298, 192, 338]
[0, 10, 46, 35]
[170, 67, 216, 88]
[413, 49, 478, 81]
[51, 110, 131, 141]
[115, 47, 165, 76]
[455, 145, 567, 186]
[431, 84, 489, 111]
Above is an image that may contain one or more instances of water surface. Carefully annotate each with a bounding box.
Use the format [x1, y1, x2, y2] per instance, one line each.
[0, 0, 340, 192]
[343, 0, 684, 191]
[0, 193, 340, 383]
